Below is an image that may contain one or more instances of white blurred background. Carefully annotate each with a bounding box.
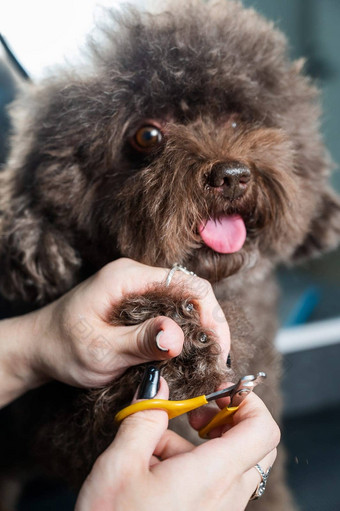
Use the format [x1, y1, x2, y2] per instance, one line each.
[0, 0, 148, 79]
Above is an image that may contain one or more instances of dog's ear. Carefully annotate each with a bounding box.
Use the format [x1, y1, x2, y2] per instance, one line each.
[292, 188, 340, 261]
[0, 203, 81, 303]
[0, 80, 87, 303]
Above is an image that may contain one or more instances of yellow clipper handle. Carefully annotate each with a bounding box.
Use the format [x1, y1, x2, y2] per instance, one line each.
[199, 406, 239, 439]
[115, 395, 208, 424]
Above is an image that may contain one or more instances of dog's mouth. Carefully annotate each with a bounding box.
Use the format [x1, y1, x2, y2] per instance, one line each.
[199, 215, 247, 254]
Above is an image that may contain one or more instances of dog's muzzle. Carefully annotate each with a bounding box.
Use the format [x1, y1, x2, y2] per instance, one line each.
[207, 161, 251, 200]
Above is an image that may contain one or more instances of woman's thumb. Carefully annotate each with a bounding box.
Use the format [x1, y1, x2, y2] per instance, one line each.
[76, 371, 169, 510]
[122, 316, 184, 362]
[109, 371, 170, 466]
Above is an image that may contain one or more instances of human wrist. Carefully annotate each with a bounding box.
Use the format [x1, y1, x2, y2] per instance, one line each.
[0, 308, 51, 407]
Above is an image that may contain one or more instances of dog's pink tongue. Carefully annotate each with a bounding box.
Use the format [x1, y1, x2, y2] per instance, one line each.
[199, 215, 246, 253]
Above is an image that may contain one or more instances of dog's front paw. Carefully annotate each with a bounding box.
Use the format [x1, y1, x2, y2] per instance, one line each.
[109, 283, 230, 399]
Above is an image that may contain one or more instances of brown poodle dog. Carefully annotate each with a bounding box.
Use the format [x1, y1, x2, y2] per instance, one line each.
[1, 0, 340, 509]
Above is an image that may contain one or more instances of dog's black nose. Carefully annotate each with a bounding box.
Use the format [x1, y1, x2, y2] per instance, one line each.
[208, 162, 251, 199]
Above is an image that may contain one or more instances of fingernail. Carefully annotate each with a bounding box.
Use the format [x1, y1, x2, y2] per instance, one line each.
[227, 353, 232, 368]
[156, 330, 169, 352]
[137, 365, 160, 399]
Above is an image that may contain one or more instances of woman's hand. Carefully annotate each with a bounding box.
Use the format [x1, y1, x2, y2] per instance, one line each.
[76, 378, 280, 511]
[0, 258, 230, 404]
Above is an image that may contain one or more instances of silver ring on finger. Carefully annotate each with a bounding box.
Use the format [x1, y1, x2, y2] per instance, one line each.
[165, 263, 196, 287]
[249, 463, 272, 500]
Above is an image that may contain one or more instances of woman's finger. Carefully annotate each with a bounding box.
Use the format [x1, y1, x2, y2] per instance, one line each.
[189, 379, 236, 433]
[188, 404, 221, 432]
[191, 393, 281, 485]
[111, 316, 185, 366]
[160, 270, 230, 361]
[153, 429, 194, 462]
[240, 449, 278, 502]
[97, 259, 230, 361]
[106, 377, 170, 471]
[76, 376, 171, 510]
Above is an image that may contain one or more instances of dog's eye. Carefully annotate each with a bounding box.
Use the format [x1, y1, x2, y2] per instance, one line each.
[133, 125, 163, 151]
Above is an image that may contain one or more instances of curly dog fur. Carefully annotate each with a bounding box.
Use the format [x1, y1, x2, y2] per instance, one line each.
[1, 1, 340, 509]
